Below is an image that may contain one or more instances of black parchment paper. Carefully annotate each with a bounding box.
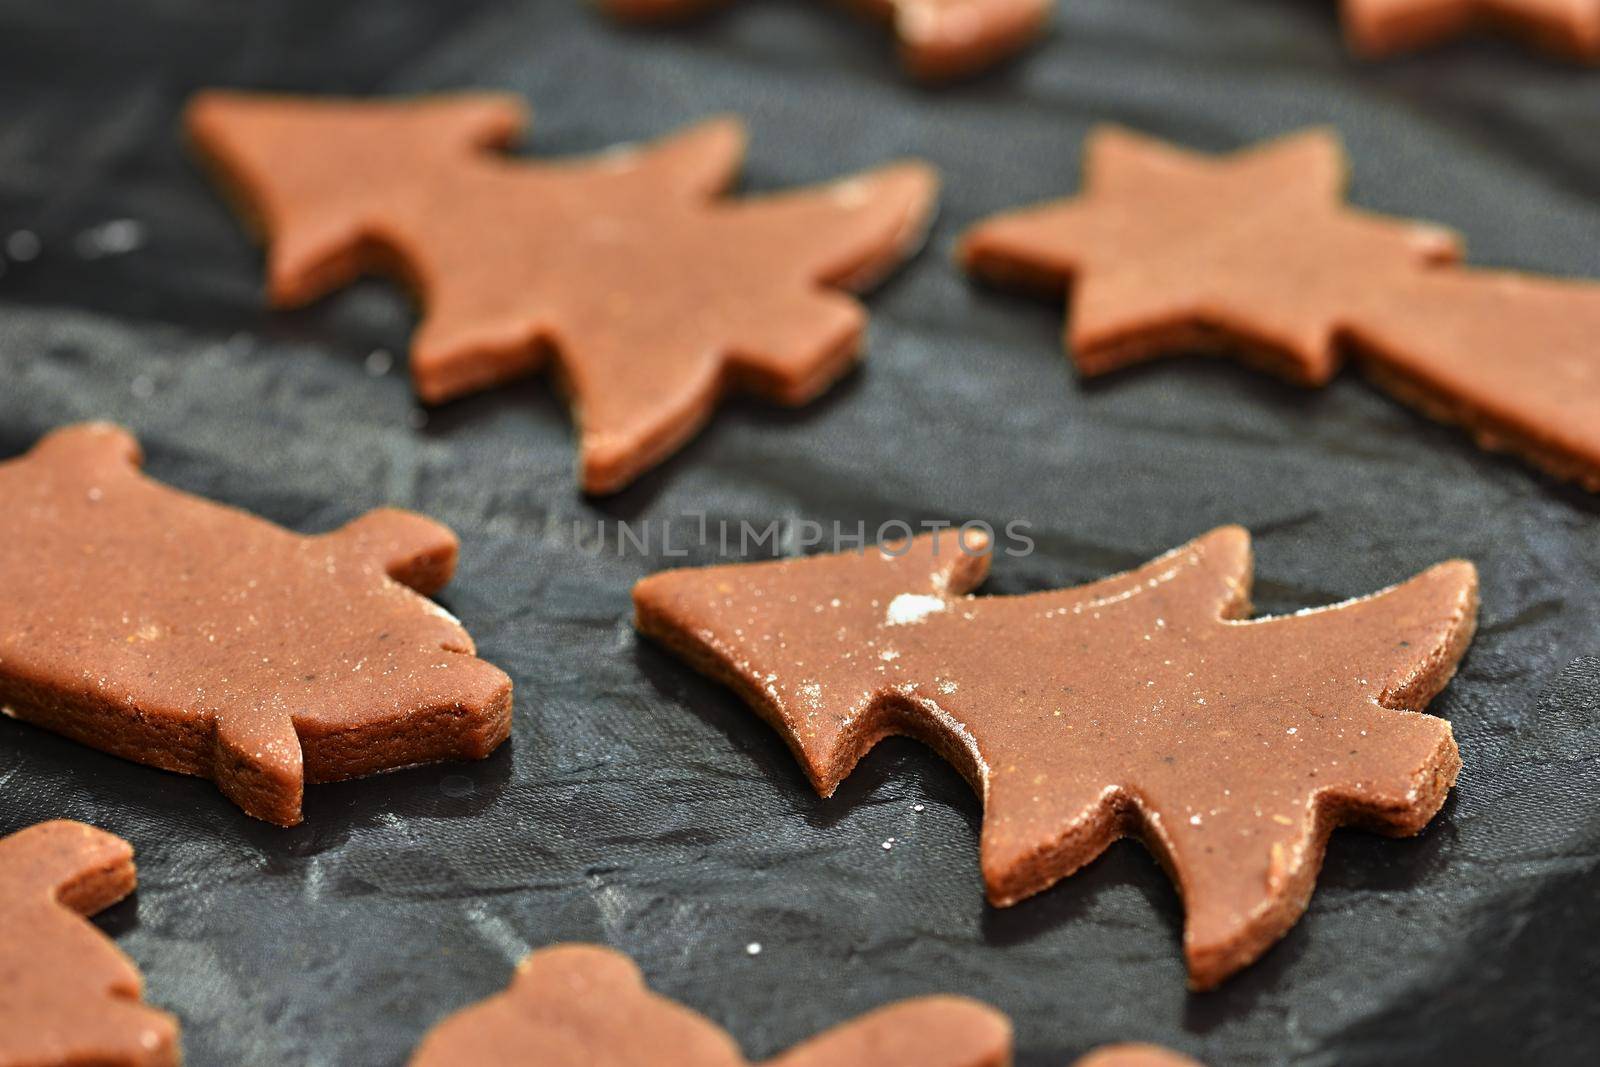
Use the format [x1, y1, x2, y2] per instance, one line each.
[2, 2, 1598, 1064]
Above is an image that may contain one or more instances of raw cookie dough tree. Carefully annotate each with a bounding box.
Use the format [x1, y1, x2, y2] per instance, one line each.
[634, 528, 1477, 988]
[0, 424, 512, 826]
[0, 821, 180, 1067]
[961, 127, 1600, 490]
[188, 92, 938, 494]
[599, 0, 1053, 81]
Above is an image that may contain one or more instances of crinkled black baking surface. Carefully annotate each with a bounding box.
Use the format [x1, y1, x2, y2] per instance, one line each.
[2, 1, 1599, 1064]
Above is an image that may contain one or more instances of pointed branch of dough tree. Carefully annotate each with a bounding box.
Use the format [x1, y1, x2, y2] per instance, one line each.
[211, 706, 307, 826]
[187, 91, 529, 307]
[0, 424, 512, 826]
[960, 125, 1600, 490]
[0, 821, 181, 1067]
[406, 943, 1013, 1067]
[1341, 0, 1600, 61]
[597, 0, 1052, 81]
[319, 507, 462, 598]
[187, 92, 938, 493]
[634, 528, 1478, 987]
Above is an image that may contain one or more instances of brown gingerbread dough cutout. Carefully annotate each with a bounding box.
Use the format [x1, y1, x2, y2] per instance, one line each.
[0, 821, 180, 1067]
[598, 0, 1052, 81]
[408, 944, 1007, 1066]
[186, 91, 938, 494]
[1342, 0, 1600, 61]
[408, 943, 1201, 1066]
[0, 424, 512, 826]
[1075, 1047, 1204, 1067]
[634, 527, 1477, 988]
[960, 126, 1600, 491]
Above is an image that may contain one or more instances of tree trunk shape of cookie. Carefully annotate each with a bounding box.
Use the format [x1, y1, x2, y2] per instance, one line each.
[0, 821, 180, 1067]
[597, 0, 1052, 81]
[960, 126, 1600, 491]
[633, 528, 1478, 988]
[185, 92, 939, 495]
[0, 424, 513, 826]
[409, 942, 1201, 1066]
[1341, 0, 1600, 60]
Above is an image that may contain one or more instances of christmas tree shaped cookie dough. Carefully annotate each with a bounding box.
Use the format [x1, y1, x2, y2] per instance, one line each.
[0, 424, 512, 826]
[407, 943, 1201, 1065]
[0, 821, 180, 1067]
[961, 127, 1600, 490]
[599, 0, 1052, 81]
[187, 91, 939, 493]
[634, 528, 1477, 988]
[1342, 0, 1600, 61]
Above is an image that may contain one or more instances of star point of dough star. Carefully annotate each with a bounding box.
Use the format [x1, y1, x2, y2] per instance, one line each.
[961, 126, 1600, 491]
[597, 0, 1053, 81]
[1342, 0, 1600, 61]
[186, 91, 939, 494]
[634, 527, 1478, 988]
[0, 821, 180, 1067]
[0, 424, 513, 826]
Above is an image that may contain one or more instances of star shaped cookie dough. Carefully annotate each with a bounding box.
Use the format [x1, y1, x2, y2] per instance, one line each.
[961, 127, 1600, 490]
